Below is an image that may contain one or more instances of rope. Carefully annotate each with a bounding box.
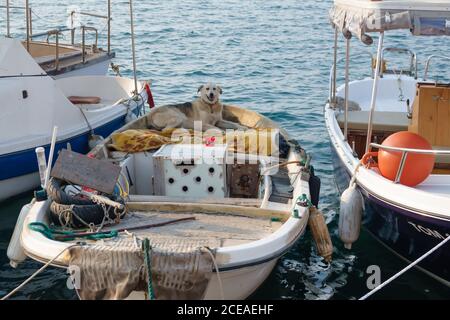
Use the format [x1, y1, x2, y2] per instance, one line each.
[75, 105, 94, 135]
[261, 160, 301, 176]
[1, 243, 80, 300]
[359, 235, 450, 300]
[28, 222, 118, 241]
[203, 246, 225, 300]
[142, 238, 155, 300]
[348, 162, 363, 188]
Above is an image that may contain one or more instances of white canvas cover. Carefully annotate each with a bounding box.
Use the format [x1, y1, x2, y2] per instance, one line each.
[330, 0, 450, 40]
[0, 37, 46, 76]
[0, 38, 93, 153]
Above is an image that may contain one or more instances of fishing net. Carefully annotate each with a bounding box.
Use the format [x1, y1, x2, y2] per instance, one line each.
[68, 237, 219, 300]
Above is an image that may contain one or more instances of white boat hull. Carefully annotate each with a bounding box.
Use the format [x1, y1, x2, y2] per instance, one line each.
[0, 172, 40, 202]
[52, 58, 112, 79]
[127, 260, 278, 300]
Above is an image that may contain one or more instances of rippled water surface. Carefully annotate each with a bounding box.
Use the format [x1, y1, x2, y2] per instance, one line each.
[1, 0, 450, 300]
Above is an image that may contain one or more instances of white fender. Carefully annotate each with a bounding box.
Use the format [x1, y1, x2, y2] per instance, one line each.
[7, 202, 32, 268]
[339, 181, 364, 249]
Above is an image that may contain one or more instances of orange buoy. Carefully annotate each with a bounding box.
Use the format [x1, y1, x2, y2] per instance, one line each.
[378, 131, 435, 187]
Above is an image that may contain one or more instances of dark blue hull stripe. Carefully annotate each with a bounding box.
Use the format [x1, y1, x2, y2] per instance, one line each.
[0, 114, 128, 181]
[330, 142, 450, 284]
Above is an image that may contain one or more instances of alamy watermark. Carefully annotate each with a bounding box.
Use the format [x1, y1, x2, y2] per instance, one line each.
[366, 265, 381, 290]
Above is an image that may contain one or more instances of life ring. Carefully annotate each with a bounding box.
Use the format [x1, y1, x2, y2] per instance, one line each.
[50, 201, 126, 229]
[361, 151, 378, 168]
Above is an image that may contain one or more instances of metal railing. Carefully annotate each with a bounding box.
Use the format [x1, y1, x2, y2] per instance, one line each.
[380, 47, 417, 79]
[423, 55, 450, 81]
[32, 26, 98, 70]
[370, 143, 450, 183]
[81, 26, 98, 63]
[70, 9, 111, 54]
[46, 29, 61, 70]
[328, 51, 373, 106]
[329, 47, 418, 105]
[3, 2, 111, 55]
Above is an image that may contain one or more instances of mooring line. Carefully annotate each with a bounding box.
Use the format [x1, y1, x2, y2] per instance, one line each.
[359, 235, 450, 300]
[1, 244, 80, 300]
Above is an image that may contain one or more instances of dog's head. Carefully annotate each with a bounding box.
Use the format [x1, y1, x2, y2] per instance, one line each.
[197, 82, 222, 105]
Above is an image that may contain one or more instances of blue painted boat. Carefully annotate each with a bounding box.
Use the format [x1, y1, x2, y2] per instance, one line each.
[0, 38, 147, 202]
[325, 0, 450, 287]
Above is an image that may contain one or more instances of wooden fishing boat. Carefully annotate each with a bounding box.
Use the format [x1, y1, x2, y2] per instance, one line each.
[11, 103, 326, 299]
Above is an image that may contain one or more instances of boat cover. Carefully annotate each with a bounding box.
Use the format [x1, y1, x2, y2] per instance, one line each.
[0, 37, 46, 76]
[68, 237, 218, 300]
[330, 0, 450, 39]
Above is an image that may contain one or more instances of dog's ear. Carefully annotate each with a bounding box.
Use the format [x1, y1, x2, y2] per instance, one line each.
[197, 85, 204, 93]
[217, 85, 223, 94]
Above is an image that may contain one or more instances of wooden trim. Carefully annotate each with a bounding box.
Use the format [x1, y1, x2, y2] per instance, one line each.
[128, 195, 262, 207]
[126, 201, 290, 222]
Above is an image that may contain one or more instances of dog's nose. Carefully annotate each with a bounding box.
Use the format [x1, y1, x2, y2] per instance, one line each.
[209, 93, 214, 98]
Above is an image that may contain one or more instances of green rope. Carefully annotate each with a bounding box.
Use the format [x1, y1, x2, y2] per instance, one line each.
[28, 222, 118, 242]
[142, 238, 155, 300]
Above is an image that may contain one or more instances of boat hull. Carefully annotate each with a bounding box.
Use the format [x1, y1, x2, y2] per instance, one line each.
[330, 143, 450, 286]
[49, 55, 113, 79]
[126, 259, 278, 300]
[0, 112, 132, 203]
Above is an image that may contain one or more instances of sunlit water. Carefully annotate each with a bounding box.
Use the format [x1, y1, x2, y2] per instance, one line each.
[1, 0, 449, 300]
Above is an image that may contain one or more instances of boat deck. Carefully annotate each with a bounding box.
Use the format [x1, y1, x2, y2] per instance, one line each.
[24, 41, 111, 75]
[97, 211, 283, 249]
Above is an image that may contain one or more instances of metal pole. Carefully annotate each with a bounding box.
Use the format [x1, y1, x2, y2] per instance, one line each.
[82, 26, 85, 63]
[70, 11, 75, 45]
[6, 0, 10, 37]
[129, 0, 138, 95]
[394, 151, 408, 183]
[25, 0, 30, 52]
[331, 27, 338, 106]
[55, 32, 59, 70]
[28, 7, 32, 39]
[107, 0, 111, 55]
[344, 37, 350, 141]
[365, 32, 385, 154]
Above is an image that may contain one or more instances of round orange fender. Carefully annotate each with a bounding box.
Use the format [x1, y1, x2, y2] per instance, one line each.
[378, 131, 435, 187]
[361, 151, 379, 168]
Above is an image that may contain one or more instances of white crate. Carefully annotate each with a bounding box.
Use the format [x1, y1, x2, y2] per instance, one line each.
[152, 144, 228, 198]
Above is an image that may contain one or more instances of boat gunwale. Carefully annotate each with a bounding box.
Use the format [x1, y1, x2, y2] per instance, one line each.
[324, 98, 450, 221]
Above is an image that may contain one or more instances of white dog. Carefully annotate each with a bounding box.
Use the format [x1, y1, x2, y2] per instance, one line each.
[149, 82, 246, 131]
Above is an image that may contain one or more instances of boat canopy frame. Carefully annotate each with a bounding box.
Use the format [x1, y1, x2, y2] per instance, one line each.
[329, 0, 450, 154]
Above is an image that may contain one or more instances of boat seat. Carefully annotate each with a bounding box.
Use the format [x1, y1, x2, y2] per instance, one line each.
[337, 111, 409, 132]
[68, 96, 101, 105]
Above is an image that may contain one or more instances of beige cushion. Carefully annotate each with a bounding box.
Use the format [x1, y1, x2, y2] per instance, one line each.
[337, 111, 409, 132]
